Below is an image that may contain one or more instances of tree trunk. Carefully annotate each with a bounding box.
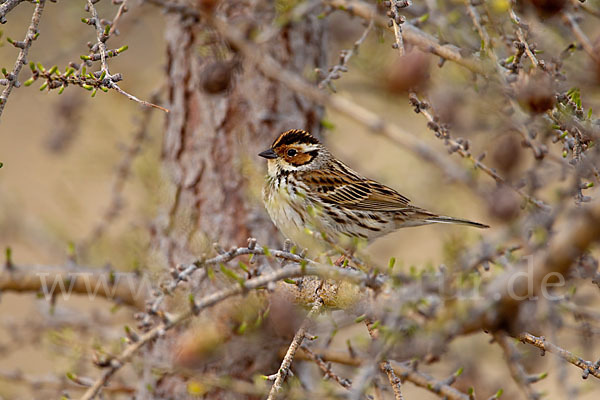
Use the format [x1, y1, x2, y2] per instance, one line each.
[155, 2, 326, 266]
[148, 3, 327, 396]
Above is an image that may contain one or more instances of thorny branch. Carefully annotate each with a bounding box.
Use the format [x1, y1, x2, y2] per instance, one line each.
[561, 11, 600, 64]
[78, 241, 380, 400]
[82, 0, 168, 112]
[519, 332, 600, 380]
[386, 0, 410, 56]
[299, 345, 353, 390]
[266, 298, 324, 399]
[408, 93, 550, 210]
[0, 0, 45, 120]
[324, 0, 485, 74]
[495, 333, 542, 400]
[317, 18, 374, 92]
[0, 0, 24, 23]
[295, 349, 472, 400]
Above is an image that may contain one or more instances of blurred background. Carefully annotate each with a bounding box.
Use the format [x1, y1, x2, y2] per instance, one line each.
[1, 0, 600, 398]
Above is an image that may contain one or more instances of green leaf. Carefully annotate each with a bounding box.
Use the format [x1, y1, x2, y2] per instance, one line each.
[320, 118, 335, 130]
[354, 314, 366, 323]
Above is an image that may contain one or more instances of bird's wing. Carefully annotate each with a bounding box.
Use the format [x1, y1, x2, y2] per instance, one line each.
[301, 168, 413, 212]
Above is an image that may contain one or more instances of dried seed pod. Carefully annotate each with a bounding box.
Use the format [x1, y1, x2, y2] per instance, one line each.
[521, 0, 566, 17]
[492, 133, 522, 175]
[516, 72, 556, 114]
[385, 49, 430, 93]
[200, 59, 237, 94]
[488, 185, 520, 221]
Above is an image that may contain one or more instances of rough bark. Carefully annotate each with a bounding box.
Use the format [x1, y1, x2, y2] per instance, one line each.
[149, 3, 327, 395]
[155, 2, 326, 267]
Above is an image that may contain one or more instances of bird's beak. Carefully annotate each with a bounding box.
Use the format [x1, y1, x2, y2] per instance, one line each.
[258, 148, 278, 159]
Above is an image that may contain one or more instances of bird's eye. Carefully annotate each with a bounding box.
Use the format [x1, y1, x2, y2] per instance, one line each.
[287, 149, 297, 157]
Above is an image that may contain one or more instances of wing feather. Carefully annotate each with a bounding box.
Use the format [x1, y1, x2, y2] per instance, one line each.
[301, 166, 412, 212]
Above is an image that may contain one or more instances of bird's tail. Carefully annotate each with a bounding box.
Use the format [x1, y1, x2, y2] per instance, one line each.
[426, 215, 489, 229]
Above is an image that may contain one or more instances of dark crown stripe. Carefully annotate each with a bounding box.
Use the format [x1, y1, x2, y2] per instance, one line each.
[272, 129, 320, 148]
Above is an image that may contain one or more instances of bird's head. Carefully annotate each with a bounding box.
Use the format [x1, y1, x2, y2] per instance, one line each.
[259, 129, 327, 176]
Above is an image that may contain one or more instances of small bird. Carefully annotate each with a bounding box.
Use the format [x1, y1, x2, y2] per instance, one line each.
[259, 129, 488, 254]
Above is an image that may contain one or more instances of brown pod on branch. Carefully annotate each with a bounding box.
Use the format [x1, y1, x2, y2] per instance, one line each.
[488, 185, 521, 221]
[200, 59, 238, 94]
[520, 0, 566, 17]
[492, 133, 523, 176]
[384, 49, 430, 94]
[515, 72, 556, 114]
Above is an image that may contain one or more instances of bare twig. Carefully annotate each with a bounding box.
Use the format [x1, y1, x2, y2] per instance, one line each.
[0, 0, 45, 120]
[295, 349, 471, 400]
[324, 0, 485, 74]
[388, 0, 410, 56]
[519, 332, 600, 380]
[495, 333, 542, 400]
[85, 0, 110, 75]
[408, 93, 550, 210]
[508, 6, 543, 70]
[299, 345, 352, 389]
[109, 0, 129, 36]
[561, 11, 600, 64]
[267, 298, 324, 399]
[0, 0, 24, 22]
[569, 0, 600, 18]
[108, 82, 169, 112]
[318, 18, 374, 91]
[382, 361, 405, 400]
[83, 0, 168, 112]
[0, 264, 148, 308]
[79, 244, 378, 400]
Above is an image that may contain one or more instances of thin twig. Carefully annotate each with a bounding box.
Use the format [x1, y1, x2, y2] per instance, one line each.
[295, 348, 472, 400]
[299, 345, 352, 389]
[0, 0, 24, 22]
[382, 361, 405, 400]
[561, 11, 600, 64]
[84, 0, 168, 112]
[318, 18, 374, 91]
[0, 0, 46, 120]
[508, 5, 543, 70]
[519, 332, 600, 379]
[109, 82, 169, 112]
[388, 0, 409, 56]
[495, 333, 542, 400]
[109, 0, 129, 36]
[266, 298, 324, 399]
[408, 93, 550, 210]
[85, 0, 110, 75]
[78, 245, 378, 400]
[324, 0, 485, 74]
[569, 0, 600, 18]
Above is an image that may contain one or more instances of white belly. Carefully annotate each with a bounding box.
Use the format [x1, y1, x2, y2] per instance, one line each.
[263, 177, 326, 253]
